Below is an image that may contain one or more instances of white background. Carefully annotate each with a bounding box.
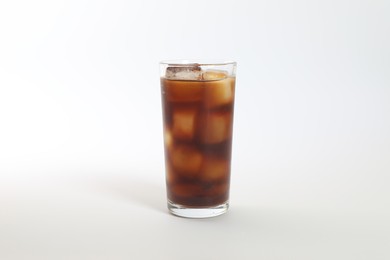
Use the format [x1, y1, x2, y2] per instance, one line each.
[0, 0, 389, 259]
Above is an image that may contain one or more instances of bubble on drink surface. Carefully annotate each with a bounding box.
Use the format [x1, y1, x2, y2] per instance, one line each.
[205, 77, 235, 108]
[172, 109, 197, 140]
[201, 157, 229, 181]
[171, 145, 203, 175]
[166, 65, 202, 80]
[199, 112, 232, 144]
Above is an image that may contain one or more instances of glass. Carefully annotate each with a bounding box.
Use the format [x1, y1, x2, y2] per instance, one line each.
[160, 60, 237, 218]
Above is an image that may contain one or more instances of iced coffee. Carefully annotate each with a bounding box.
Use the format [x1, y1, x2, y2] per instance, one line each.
[160, 61, 236, 218]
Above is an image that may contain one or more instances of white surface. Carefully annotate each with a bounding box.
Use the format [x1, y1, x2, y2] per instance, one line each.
[0, 0, 389, 259]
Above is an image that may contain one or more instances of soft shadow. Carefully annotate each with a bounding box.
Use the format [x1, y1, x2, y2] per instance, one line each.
[88, 174, 167, 214]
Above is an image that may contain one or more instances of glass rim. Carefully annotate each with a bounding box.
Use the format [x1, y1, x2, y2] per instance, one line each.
[160, 60, 237, 66]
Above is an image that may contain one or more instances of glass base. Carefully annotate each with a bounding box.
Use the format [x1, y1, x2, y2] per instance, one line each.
[167, 201, 229, 218]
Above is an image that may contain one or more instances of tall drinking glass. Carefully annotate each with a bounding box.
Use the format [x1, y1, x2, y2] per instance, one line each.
[160, 60, 237, 218]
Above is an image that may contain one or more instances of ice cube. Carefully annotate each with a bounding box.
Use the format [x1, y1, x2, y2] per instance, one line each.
[202, 182, 229, 198]
[202, 70, 228, 81]
[163, 79, 204, 102]
[171, 183, 202, 199]
[199, 112, 232, 144]
[166, 65, 202, 80]
[171, 145, 203, 175]
[172, 109, 197, 140]
[201, 157, 229, 181]
[204, 77, 235, 108]
[164, 128, 173, 149]
[165, 163, 175, 184]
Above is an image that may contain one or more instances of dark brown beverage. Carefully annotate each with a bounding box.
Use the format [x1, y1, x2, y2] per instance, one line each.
[161, 65, 236, 210]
